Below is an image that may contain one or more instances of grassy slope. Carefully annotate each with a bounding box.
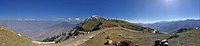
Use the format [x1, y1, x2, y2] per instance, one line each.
[0, 26, 37, 46]
[43, 16, 165, 46]
[100, 20, 145, 30]
[81, 17, 106, 31]
[82, 19, 155, 33]
[80, 28, 169, 46]
[81, 19, 101, 31]
[168, 29, 200, 46]
[79, 19, 168, 46]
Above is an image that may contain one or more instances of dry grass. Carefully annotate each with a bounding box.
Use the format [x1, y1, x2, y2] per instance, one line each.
[168, 29, 200, 46]
[82, 19, 101, 31]
[80, 28, 169, 46]
[0, 26, 37, 46]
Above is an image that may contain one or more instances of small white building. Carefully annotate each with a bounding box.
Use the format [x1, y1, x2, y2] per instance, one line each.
[152, 30, 158, 33]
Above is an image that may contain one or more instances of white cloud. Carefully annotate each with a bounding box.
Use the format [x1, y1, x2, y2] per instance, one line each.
[29, 19, 35, 20]
[68, 18, 72, 20]
[130, 18, 200, 24]
[17, 18, 35, 20]
[24, 19, 29, 20]
[75, 18, 80, 20]
[130, 20, 158, 24]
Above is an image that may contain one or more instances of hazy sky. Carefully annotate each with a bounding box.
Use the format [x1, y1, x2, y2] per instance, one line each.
[0, 0, 199, 23]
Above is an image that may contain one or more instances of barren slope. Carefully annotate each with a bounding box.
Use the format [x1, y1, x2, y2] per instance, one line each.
[0, 26, 37, 46]
[80, 27, 169, 46]
[168, 29, 200, 46]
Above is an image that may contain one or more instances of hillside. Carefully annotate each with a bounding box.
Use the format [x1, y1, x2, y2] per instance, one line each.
[40, 15, 165, 45]
[80, 15, 158, 33]
[139, 19, 200, 33]
[80, 27, 169, 46]
[0, 26, 37, 46]
[80, 19, 200, 46]
[168, 28, 200, 46]
[39, 16, 200, 46]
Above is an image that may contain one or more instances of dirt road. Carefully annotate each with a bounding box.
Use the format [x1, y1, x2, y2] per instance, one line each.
[38, 27, 122, 46]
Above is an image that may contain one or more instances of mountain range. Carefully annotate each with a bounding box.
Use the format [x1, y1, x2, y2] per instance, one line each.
[0, 19, 81, 41]
[138, 19, 200, 33]
[0, 16, 200, 46]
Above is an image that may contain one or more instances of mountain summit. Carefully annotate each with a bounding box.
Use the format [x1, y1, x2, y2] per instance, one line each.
[80, 15, 107, 31]
[41, 15, 165, 45]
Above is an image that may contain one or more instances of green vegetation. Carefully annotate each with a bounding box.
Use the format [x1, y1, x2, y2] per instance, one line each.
[0, 26, 37, 46]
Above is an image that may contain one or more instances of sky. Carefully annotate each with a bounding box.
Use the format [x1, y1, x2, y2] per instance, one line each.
[0, 0, 199, 23]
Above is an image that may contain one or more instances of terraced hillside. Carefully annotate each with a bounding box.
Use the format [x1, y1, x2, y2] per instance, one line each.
[0, 26, 37, 46]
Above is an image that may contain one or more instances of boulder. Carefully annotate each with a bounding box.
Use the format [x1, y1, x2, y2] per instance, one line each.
[104, 40, 113, 45]
[114, 40, 135, 46]
[105, 35, 110, 39]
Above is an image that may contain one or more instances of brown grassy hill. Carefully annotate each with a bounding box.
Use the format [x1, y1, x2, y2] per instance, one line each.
[81, 15, 106, 31]
[41, 15, 164, 44]
[100, 20, 155, 32]
[80, 27, 169, 46]
[168, 29, 200, 46]
[0, 26, 37, 46]
[80, 16, 159, 33]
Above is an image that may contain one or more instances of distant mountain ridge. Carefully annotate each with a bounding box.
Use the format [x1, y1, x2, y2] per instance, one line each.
[0, 20, 81, 41]
[33, 22, 75, 41]
[138, 19, 200, 33]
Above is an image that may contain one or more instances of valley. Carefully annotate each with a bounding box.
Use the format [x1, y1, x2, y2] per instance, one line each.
[0, 0, 199, 46]
[1, 15, 200, 46]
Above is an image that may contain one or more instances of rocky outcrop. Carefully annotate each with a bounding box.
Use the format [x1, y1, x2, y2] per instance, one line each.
[114, 40, 137, 46]
[104, 40, 113, 45]
[154, 28, 200, 46]
[0, 26, 16, 34]
[42, 15, 161, 44]
[42, 25, 81, 43]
